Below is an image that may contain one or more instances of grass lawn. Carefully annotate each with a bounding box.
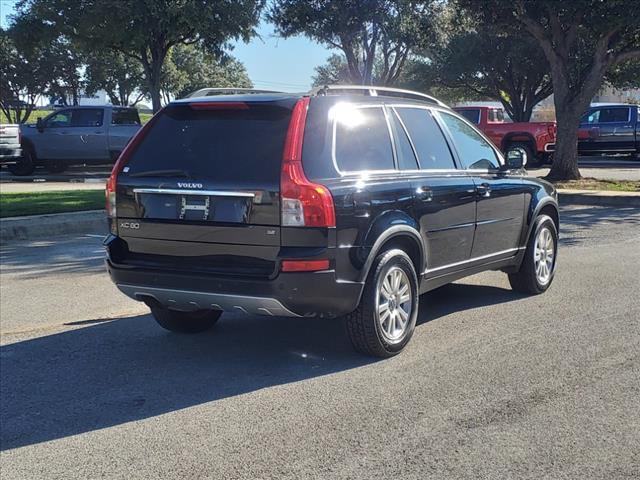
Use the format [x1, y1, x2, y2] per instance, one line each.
[1, 110, 152, 125]
[0, 110, 53, 124]
[551, 177, 640, 192]
[139, 112, 153, 124]
[0, 190, 104, 217]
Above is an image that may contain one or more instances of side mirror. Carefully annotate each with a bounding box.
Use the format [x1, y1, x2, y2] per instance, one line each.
[504, 148, 527, 170]
[36, 118, 44, 132]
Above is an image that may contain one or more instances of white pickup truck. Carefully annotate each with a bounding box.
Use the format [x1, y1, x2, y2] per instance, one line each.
[12, 106, 142, 175]
[0, 124, 22, 172]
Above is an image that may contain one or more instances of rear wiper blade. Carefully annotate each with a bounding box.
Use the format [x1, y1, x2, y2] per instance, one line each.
[128, 169, 191, 178]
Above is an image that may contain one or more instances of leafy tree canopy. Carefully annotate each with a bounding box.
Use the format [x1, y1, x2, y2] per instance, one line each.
[270, 0, 438, 86]
[18, 0, 264, 111]
[166, 45, 253, 100]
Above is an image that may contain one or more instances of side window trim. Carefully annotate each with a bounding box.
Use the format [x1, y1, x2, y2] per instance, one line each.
[432, 108, 504, 170]
[382, 106, 399, 170]
[331, 104, 397, 176]
[390, 107, 421, 169]
[391, 104, 463, 171]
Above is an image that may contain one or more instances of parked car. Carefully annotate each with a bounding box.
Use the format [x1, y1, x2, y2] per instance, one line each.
[104, 86, 559, 358]
[454, 106, 557, 167]
[13, 106, 142, 176]
[0, 124, 23, 173]
[578, 103, 639, 159]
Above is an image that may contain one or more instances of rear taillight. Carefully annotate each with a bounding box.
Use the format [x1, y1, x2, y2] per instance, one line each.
[105, 110, 161, 217]
[547, 123, 557, 138]
[280, 97, 335, 228]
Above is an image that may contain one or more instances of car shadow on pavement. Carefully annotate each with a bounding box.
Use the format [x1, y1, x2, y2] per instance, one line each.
[417, 283, 525, 326]
[0, 312, 371, 451]
[0, 281, 525, 452]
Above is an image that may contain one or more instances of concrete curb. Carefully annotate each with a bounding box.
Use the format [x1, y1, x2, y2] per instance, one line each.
[1, 210, 106, 243]
[558, 190, 640, 207]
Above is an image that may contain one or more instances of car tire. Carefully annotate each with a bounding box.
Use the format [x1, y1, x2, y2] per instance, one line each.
[150, 306, 222, 334]
[345, 249, 419, 358]
[46, 160, 67, 173]
[508, 215, 558, 294]
[8, 147, 36, 176]
[507, 142, 537, 168]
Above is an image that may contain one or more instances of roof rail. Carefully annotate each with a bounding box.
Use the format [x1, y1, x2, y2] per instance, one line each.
[185, 87, 285, 99]
[310, 85, 448, 107]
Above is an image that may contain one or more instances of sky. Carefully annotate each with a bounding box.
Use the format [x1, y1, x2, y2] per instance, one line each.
[0, 0, 334, 91]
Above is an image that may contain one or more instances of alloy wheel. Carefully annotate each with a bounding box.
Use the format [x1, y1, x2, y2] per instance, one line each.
[534, 226, 555, 285]
[376, 267, 413, 344]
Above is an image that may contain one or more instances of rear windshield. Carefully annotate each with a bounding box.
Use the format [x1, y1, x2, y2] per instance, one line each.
[125, 103, 292, 183]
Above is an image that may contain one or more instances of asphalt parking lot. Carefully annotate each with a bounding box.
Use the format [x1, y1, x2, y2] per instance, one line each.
[1, 205, 639, 479]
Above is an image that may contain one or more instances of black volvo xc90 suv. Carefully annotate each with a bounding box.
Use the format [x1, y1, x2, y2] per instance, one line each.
[105, 86, 559, 357]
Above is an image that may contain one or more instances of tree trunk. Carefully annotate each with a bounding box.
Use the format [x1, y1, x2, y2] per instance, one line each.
[547, 105, 581, 180]
[148, 47, 168, 113]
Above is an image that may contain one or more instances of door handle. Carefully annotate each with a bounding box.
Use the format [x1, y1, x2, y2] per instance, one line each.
[416, 187, 433, 202]
[476, 183, 491, 198]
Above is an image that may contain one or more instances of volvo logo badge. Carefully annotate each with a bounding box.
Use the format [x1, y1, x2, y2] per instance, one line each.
[177, 182, 203, 189]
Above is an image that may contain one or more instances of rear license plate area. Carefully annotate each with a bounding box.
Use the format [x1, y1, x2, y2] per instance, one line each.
[137, 193, 252, 223]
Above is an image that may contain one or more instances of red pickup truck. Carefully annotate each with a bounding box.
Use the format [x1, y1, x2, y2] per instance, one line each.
[454, 106, 556, 167]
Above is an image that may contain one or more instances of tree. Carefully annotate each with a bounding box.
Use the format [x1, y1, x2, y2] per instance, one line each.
[168, 45, 252, 99]
[85, 51, 146, 106]
[457, 0, 640, 180]
[10, 8, 85, 106]
[312, 54, 351, 87]
[428, 28, 553, 122]
[20, 0, 264, 112]
[606, 60, 640, 90]
[269, 0, 437, 86]
[0, 28, 53, 123]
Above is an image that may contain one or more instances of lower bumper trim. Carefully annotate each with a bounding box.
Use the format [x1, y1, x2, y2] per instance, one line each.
[116, 283, 301, 317]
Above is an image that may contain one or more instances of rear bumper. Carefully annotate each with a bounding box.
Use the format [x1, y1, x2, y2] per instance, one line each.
[106, 259, 363, 318]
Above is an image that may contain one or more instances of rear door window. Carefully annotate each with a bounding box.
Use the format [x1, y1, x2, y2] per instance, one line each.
[456, 109, 481, 124]
[395, 107, 456, 170]
[333, 106, 394, 172]
[439, 112, 500, 170]
[124, 103, 292, 184]
[70, 109, 104, 127]
[598, 107, 630, 123]
[112, 109, 141, 125]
